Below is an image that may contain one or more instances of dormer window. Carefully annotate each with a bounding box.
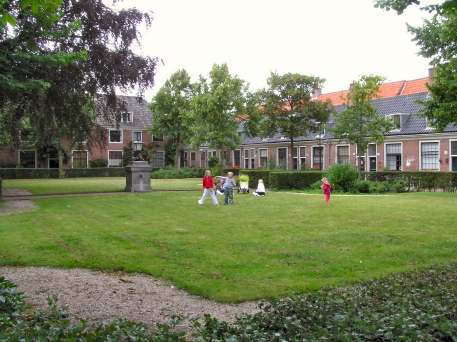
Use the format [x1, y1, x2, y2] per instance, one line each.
[121, 112, 132, 123]
[390, 114, 401, 130]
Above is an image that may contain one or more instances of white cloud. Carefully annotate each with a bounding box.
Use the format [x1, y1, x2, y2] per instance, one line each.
[114, 0, 436, 99]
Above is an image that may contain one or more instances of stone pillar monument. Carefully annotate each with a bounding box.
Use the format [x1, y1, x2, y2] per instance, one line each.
[125, 161, 152, 192]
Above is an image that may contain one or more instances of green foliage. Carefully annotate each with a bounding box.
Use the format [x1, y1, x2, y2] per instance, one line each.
[251, 72, 333, 160]
[332, 75, 393, 158]
[0, 168, 125, 179]
[376, 0, 457, 129]
[151, 69, 194, 169]
[190, 64, 249, 150]
[240, 170, 272, 188]
[327, 164, 358, 192]
[193, 264, 457, 341]
[269, 171, 325, 190]
[150, 167, 204, 179]
[0, 277, 185, 340]
[89, 158, 108, 168]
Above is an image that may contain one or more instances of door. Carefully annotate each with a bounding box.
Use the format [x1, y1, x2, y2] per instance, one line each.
[452, 157, 457, 172]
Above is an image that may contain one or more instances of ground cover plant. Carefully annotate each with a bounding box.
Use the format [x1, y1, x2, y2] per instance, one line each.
[3, 177, 201, 195]
[0, 190, 456, 302]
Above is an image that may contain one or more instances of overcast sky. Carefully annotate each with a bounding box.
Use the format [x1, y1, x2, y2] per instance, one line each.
[114, 0, 437, 99]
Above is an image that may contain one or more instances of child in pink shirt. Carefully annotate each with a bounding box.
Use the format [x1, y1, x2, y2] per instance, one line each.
[321, 177, 332, 206]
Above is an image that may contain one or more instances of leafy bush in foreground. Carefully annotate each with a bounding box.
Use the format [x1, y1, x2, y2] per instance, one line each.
[327, 164, 358, 192]
[194, 264, 457, 341]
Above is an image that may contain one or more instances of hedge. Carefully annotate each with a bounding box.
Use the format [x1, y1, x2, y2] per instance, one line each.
[0, 167, 125, 179]
[270, 171, 325, 190]
[239, 169, 272, 188]
[364, 171, 457, 192]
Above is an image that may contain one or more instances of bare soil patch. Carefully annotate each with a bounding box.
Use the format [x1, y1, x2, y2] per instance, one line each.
[0, 188, 36, 215]
[0, 267, 259, 329]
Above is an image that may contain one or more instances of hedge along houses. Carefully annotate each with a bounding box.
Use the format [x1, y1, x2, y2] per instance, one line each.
[182, 75, 457, 173]
[0, 96, 166, 170]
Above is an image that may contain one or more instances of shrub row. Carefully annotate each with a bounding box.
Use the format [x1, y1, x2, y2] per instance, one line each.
[364, 171, 457, 192]
[239, 169, 272, 188]
[270, 171, 325, 190]
[0, 167, 126, 179]
[151, 167, 205, 179]
[194, 264, 457, 341]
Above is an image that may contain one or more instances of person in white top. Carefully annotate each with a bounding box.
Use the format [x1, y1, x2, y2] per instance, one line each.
[253, 179, 266, 197]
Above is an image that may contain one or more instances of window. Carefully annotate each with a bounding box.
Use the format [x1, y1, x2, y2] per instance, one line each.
[19, 150, 36, 168]
[421, 141, 439, 170]
[250, 149, 255, 169]
[244, 149, 249, 169]
[132, 131, 143, 143]
[190, 152, 196, 167]
[72, 150, 88, 168]
[109, 129, 122, 143]
[368, 143, 377, 172]
[222, 150, 230, 165]
[151, 151, 165, 168]
[233, 150, 241, 168]
[293, 147, 306, 170]
[336, 145, 350, 165]
[277, 147, 287, 169]
[121, 112, 132, 123]
[292, 147, 298, 170]
[200, 151, 207, 167]
[312, 146, 323, 170]
[48, 147, 59, 168]
[299, 147, 306, 169]
[108, 150, 123, 167]
[390, 114, 401, 130]
[450, 140, 457, 172]
[385, 143, 402, 171]
[181, 151, 188, 168]
[259, 148, 268, 168]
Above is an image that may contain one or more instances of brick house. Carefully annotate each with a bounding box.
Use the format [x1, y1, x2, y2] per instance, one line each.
[181, 75, 457, 173]
[0, 96, 166, 169]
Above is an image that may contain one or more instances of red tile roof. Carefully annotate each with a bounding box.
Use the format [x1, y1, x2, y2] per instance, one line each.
[317, 77, 430, 106]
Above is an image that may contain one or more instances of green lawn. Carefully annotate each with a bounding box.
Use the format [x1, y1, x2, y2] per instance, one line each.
[3, 177, 201, 194]
[0, 190, 456, 302]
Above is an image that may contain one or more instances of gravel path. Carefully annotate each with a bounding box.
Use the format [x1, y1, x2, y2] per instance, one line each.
[0, 267, 259, 329]
[0, 189, 37, 215]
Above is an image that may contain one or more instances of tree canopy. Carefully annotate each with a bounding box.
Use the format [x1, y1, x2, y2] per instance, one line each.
[151, 69, 194, 170]
[376, 0, 457, 130]
[252, 72, 333, 168]
[332, 75, 393, 169]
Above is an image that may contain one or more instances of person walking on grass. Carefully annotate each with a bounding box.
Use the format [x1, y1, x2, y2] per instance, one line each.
[223, 172, 236, 205]
[198, 170, 218, 206]
[321, 177, 332, 206]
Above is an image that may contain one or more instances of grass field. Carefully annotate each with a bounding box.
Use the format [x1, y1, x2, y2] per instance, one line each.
[1, 188, 456, 302]
[3, 177, 201, 194]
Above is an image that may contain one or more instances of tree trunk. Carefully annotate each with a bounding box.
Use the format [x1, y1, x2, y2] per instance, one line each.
[58, 148, 65, 179]
[289, 138, 294, 171]
[175, 138, 181, 172]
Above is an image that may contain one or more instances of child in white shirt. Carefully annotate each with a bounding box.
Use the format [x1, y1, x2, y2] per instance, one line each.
[253, 179, 266, 197]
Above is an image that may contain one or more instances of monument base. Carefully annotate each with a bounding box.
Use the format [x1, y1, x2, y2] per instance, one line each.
[125, 161, 152, 192]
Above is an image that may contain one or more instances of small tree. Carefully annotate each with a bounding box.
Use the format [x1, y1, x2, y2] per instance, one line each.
[150, 69, 194, 171]
[190, 64, 249, 166]
[332, 75, 393, 172]
[254, 72, 333, 169]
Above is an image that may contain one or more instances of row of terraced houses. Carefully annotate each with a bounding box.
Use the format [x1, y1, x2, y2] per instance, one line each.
[1, 72, 457, 172]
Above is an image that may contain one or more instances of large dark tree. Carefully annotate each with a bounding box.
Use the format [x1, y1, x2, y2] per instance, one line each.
[376, 0, 457, 130]
[1, 0, 157, 174]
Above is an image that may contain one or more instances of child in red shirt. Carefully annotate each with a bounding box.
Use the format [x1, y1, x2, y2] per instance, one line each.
[321, 177, 332, 206]
[198, 170, 219, 205]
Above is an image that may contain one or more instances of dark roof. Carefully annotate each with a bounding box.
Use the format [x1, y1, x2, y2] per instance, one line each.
[96, 95, 152, 130]
[241, 92, 457, 145]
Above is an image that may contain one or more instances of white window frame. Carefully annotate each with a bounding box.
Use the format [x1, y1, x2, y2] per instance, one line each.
[367, 143, 377, 172]
[243, 149, 250, 169]
[258, 148, 268, 168]
[449, 139, 457, 172]
[107, 150, 123, 167]
[249, 148, 255, 169]
[132, 130, 143, 143]
[276, 147, 288, 169]
[388, 113, 402, 131]
[120, 111, 133, 123]
[200, 150, 207, 168]
[109, 128, 123, 144]
[384, 142, 403, 171]
[311, 145, 325, 170]
[71, 150, 89, 169]
[419, 140, 440, 171]
[18, 150, 37, 169]
[298, 146, 307, 170]
[335, 144, 351, 165]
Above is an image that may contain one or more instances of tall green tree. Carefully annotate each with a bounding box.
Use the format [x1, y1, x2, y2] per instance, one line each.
[375, 0, 457, 130]
[332, 75, 393, 171]
[190, 64, 249, 165]
[253, 72, 333, 169]
[151, 69, 194, 170]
